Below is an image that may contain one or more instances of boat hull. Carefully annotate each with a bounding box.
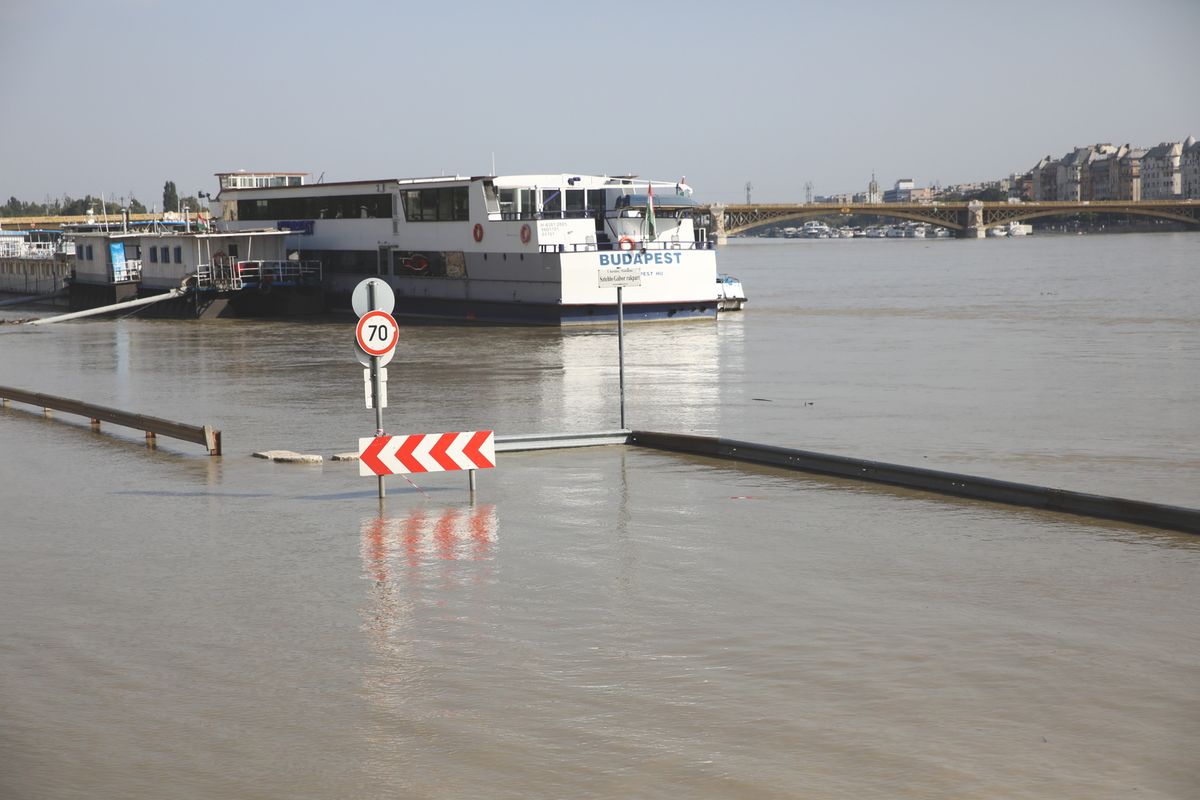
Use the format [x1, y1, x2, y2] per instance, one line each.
[324, 248, 718, 325]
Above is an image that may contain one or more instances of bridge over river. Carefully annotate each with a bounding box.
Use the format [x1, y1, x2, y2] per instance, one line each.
[705, 199, 1200, 242]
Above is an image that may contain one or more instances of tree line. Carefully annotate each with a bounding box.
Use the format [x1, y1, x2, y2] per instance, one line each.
[1, 181, 202, 218]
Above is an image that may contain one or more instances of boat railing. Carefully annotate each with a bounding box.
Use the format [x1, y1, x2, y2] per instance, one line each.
[539, 240, 716, 254]
[198, 257, 322, 291]
[0, 240, 73, 260]
[113, 259, 142, 283]
[495, 210, 595, 222]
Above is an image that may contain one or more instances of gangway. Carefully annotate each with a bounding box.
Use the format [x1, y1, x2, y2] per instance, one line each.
[23, 289, 184, 326]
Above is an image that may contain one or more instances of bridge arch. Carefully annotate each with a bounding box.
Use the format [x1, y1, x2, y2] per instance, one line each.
[712, 200, 1200, 239]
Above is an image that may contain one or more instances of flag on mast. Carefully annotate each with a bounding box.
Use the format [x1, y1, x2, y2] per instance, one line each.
[645, 182, 657, 240]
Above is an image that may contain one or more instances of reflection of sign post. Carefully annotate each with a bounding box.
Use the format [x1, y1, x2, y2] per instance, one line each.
[598, 267, 641, 430]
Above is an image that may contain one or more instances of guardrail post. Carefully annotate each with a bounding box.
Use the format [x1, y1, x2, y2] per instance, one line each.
[204, 426, 222, 456]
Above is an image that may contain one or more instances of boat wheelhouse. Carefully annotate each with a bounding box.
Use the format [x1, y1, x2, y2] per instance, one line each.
[211, 171, 720, 324]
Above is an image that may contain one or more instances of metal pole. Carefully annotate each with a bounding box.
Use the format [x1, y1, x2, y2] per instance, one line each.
[469, 468, 477, 501]
[368, 280, 385, 499]
[617, 285, 626, 430]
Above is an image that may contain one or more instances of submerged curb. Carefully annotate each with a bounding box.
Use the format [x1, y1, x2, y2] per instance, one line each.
[252, 450, 323, 464]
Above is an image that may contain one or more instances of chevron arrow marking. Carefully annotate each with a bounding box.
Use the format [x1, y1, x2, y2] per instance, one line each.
[358, 431, 496, 476]
[358, 436, 391, 476]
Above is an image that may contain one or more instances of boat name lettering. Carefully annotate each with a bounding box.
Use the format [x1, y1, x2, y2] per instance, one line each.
[598, 252, 681, 267]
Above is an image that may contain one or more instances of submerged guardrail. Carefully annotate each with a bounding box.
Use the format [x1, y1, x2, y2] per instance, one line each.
[0, 386, 221, 455]
[628, 431, 1200, 535]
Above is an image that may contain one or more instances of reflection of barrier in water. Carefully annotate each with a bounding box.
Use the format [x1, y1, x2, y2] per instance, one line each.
[361, 504, 499, 573]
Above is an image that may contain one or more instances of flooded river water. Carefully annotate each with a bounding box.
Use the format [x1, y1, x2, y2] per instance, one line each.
[2, 233, 1198, 798]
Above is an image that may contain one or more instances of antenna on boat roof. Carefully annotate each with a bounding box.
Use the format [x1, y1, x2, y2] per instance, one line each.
[491, 152, 495, 176]
[316, 172, 325, 184]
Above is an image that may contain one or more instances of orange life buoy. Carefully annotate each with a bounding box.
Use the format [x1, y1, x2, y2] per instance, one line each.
[520, 224, 531, 244]
[473, 223, 484, 242]
[617, 236, 635, 251]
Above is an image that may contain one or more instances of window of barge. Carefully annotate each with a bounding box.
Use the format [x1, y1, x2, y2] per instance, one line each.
[400, 187, 469, 222]
[237, 193, 393, 221]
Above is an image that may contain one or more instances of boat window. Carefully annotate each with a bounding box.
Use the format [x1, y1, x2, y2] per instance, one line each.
[173, 246, 182, 263]
[149, 247, 158, 263]
[238, 193, 393, 221]
[499, 189, 516, 217]
[565, 189, 585, 214]
[586, 190, 607, 215]
[541, 189, 561, 215]
[482, 181, 500, 214]
[400, 187, 469, 222]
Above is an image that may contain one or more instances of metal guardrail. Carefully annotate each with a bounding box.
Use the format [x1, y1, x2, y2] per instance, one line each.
[0, 386, 221, 455]
[628, 431, 1200, 535]
[495, 430, 630, 452]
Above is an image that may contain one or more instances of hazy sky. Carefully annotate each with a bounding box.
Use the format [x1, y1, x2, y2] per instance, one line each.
[2, 0, 1198, 207]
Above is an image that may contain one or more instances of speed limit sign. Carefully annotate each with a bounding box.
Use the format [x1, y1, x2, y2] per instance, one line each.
[355, 310, 399, 358]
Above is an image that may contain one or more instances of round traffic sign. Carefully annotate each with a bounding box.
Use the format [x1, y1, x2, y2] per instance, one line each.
[351, 278, 396, 317]
[355, 310, 399, 358]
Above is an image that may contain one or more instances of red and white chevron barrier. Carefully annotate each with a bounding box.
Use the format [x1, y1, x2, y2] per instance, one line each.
[358, 430, 496, 476]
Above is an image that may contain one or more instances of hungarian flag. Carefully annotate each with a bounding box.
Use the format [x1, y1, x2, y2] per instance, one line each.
[645, 182, 657, 240]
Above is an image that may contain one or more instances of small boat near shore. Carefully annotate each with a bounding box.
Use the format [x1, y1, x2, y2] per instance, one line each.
[717, 273, 747, 311]
[67, 226, 324, 318]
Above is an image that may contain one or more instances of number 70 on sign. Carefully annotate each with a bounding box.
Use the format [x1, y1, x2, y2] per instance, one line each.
[355, 310, 399, 358]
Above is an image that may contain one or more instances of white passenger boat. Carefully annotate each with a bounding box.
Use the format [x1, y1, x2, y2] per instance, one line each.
[801, 220, 830, 238]
[210, 171, 722, 324]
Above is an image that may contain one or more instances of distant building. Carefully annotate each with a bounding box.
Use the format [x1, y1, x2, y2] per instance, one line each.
[1181, 136, 1200, 198]
[1141, 141, 1184, 199]
[909, 187, 934, 204]
[1118, 148, 1145, 201]
[1013, 172, 1034, 201]
[883, 178, 915, 203]
[1056, 146, 1097, 201]
[1086, 145, 1129, 200]
[867, 173, 882, 204]
[1032, 157, 1057, 201]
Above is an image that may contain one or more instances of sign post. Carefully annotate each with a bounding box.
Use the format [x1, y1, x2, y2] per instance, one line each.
[598, 266, 641, 430]
[352, 279, 398, 499]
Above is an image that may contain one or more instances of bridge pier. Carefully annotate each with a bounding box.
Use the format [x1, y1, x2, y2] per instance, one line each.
[711, 203, 727, 246]
[960, 199, 986, 238]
